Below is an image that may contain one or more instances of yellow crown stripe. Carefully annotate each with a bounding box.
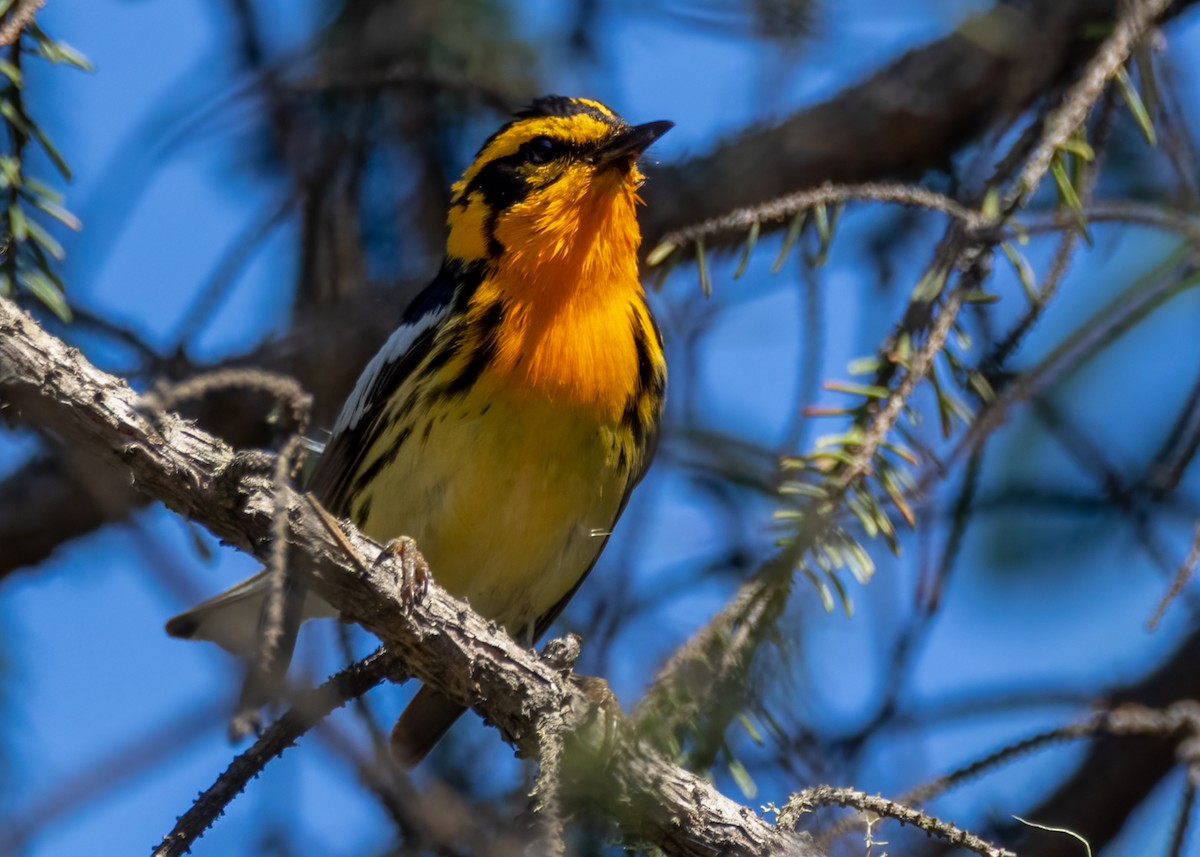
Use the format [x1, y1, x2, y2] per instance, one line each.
[456, 114, 620, 189]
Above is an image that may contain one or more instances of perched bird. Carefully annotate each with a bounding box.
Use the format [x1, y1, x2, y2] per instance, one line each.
[166, 96, 671, 767]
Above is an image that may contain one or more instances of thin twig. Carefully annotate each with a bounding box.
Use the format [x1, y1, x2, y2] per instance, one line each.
[62, 305, 166, 368]
[931, 251, 1200, 493]
[860, 288, 966, 488]
[151, 649, 397, 857]
[231, 433, 308, 737]
[895, 718, 1108, 810]
[1148, 502, 1200, 629]
[0, 0, 44, 48]
[779, 785, 1014, 857]
[1022, 200, 1200, 246]
[1166, 774, 1197, 857]
[531, 723, 567, 857]
[1009, 0, 1175, 207]
[636, 0, 1169, 790]
[653, 182, 982, 257]
[991, 90, 1116, 366]
[820, 703, 1200, 847]
[632, 567, 782, 751]
[147, 367, 312, 428]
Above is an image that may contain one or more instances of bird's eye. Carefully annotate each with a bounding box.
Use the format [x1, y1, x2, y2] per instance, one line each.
[525, 136, 559, 164]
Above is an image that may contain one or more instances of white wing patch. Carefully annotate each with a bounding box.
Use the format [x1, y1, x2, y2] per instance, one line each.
[332, 306, 449, 435]
[301, 434, 327, 456]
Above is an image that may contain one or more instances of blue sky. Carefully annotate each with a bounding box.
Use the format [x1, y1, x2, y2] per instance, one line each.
[4, 2, 1200, 855]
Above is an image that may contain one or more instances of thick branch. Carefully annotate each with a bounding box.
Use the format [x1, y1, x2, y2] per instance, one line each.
[0, 298, 397, 579]
[5, 0, 1197, 578]
[640, 0, 1195, 249]
[0, 297, 819, 857]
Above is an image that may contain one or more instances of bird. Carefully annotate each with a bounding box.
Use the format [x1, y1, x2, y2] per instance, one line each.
[166, 95, 671, 767]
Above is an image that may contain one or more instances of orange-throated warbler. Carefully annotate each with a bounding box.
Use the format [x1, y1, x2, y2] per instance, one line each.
[168, 96, 671, 766]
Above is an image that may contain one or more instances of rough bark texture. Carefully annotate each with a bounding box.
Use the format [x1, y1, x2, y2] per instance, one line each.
[0, 296, 821, 857]
[4, 0, 1195, 581]
[0, 299, 398, 578]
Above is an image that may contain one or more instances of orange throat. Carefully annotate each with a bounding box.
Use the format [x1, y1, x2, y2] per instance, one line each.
[476, 174, 652, 417]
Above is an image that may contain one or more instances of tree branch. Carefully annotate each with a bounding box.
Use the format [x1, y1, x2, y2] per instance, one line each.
[640, 0, 1196, 250]
[0, 296, 820, 857]
[4, 0, 1197, 581]
[0, 0, 45, 48]
[0, 298, 397, 578]
[153, 651, 396, 857]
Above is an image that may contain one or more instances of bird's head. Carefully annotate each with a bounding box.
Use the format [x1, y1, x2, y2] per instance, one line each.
[445, 96, 672, 269]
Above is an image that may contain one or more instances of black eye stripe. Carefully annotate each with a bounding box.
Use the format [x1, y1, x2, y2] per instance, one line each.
[463, 131, 609, 214]
[517, 135, 599, 165]
[467, 156, 530, 212]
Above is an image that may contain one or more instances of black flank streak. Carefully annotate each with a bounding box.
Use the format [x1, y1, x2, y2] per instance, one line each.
[621, 399, 645, 448]
[367, 328, 435, 415]
[631, 306, 663, 396]
[618, 305, 663, 453]
[349, 426, 412, 499]
[423, 339, 456, 377]
[442, 299, 506, 399]
[417, 262, 488, 378]
[316, 325, 436, 512]
[355, 494, 373, 524]
[351, 263, 478, 421]
[311, 260, 486, 515]
[388, 391, 419, 429]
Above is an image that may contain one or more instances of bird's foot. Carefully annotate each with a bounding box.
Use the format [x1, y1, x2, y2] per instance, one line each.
[574, 674, 622, 759]
[375, 536, 429, 609]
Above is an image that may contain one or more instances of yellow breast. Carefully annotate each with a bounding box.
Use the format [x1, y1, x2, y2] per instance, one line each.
[353, 376, 631, 636]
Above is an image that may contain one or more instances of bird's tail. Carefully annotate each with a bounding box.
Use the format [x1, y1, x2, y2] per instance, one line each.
[167, 572, 340, 721]
[170, 574, 464, 763]
[166, 572, 339, 654]
[391, 686, 467, 768]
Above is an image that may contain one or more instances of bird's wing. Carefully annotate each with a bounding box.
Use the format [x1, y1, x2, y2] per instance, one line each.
[222, 265, 461, 713]
[307, 265, 459, 514]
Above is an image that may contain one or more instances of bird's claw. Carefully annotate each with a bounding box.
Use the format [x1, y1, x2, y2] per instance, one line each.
[574, 674, 622, 758]
[375, 536, 429, 609]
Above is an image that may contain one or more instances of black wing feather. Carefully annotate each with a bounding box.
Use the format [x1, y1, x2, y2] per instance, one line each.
[307, 263, 465, 514]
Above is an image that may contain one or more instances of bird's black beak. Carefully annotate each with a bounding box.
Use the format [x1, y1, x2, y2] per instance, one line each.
[592, 120, 674, 168]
